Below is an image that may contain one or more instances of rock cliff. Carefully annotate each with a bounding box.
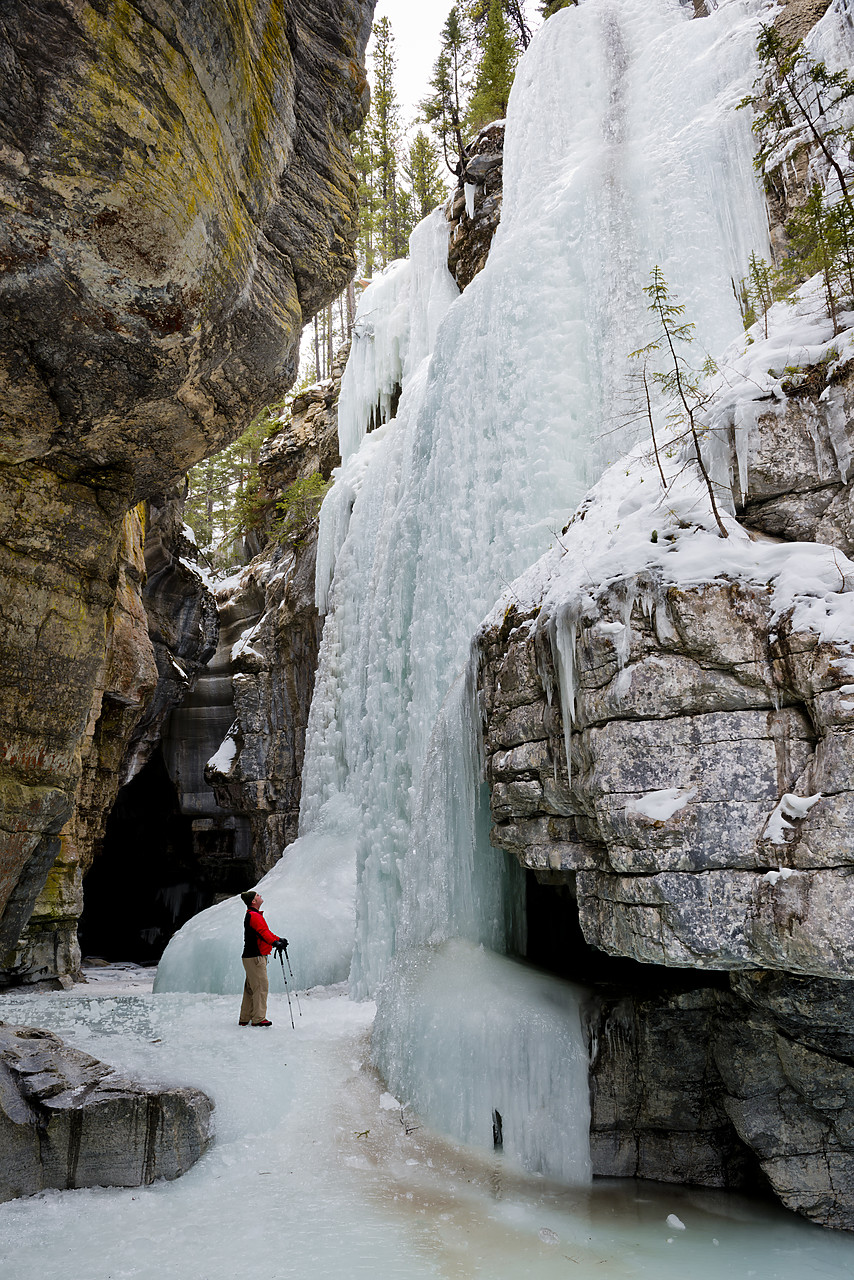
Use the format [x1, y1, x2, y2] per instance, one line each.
[467, 0, 854, 1228]
[3, 493, 219, 986]
[446, 121, 505, 292]
[477, 331, 854, 1225]
[0, 0, 373, 966]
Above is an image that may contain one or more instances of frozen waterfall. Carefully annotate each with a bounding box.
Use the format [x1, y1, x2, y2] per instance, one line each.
[157, 0, 769, 1182]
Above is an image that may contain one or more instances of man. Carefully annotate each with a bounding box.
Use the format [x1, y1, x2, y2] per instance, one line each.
[239, 890, 287, 1027]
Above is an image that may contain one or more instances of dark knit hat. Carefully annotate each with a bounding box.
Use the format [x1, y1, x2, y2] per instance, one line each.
[240, 890, 256, 909]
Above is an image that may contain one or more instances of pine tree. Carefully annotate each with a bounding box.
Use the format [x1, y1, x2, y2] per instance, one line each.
[395, 186, 416, 250]
[467, 0, 518, 132]
[630, 268, 728, 539]
[371, 17, 406, 267]
[782, 185, 854, 334]
[466, 0, 532, 50]
[740, 24, 854, 210]
[422, 7, 471, 177]
[404, 130, 448, 222]
[352, 119, 378, 278]
[540, 0, 576, 17]
[738, 24, 854, 334]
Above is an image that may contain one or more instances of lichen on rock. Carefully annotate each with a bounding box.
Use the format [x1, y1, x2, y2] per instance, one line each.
[0, 0, 373, 964]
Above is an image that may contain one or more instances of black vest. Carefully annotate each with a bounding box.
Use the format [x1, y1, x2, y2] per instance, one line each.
[243, 911, 261, 958]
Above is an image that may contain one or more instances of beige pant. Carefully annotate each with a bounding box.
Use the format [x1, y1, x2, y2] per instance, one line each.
[240, 955, 269, 1024]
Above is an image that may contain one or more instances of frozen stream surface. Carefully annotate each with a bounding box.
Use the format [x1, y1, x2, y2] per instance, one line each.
[1, 971, 854, 1280]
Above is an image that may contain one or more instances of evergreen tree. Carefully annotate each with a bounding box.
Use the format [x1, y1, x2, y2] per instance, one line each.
[740, 24, 854, 209]
[540, 0, 575, 17]
[404, 130, 448, 222]
[466, 0, 532, 50]
[737, 24, 854, 335]
[422, 7, 471, 176]
[352, 119, 378, 278]
[185, 384, 308, 567]
[630, 268, 728, 539]
[781, 184, 854, 334]
[467, 0, 518, 132]
[371, 17, 406, 267]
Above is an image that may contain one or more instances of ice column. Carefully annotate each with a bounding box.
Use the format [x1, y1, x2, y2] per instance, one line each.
[373, 940, 592, 1186]
[338, 0, 770, 996]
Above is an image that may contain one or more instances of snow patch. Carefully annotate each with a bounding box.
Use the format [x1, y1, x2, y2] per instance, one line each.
[627, 788, 696, 822]
[764, 867, 800, 885]
[206, 735, 237, 775]
[179, 555, 215, 590]
[764, 793, 823, 845]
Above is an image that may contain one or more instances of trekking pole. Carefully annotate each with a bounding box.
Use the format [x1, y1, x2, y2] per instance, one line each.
[283, 944, 302, 1018]
[277, 949, 295, 1029]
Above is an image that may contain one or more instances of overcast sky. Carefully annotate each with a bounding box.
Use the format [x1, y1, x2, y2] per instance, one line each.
[369, 1, 541, 124]
[369, 0, 454, 123]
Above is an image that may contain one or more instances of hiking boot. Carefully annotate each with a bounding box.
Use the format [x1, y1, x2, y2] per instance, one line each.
[238, 1021, 249, 1026]
[253, 1019, 273, 1027]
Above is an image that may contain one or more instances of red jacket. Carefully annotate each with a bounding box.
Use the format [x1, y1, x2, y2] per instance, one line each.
[243, 909, 281, 958]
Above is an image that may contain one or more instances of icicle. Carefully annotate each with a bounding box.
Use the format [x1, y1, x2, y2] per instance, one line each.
[337, 259, 411, 465]
[550, 605, 577, 790]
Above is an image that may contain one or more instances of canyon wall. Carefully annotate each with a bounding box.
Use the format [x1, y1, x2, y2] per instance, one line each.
[0, 0, 373, 969]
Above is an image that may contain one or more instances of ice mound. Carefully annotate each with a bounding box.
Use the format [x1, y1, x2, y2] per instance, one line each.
[155, 816, 356, 995]
[372, 939, 592, 1186]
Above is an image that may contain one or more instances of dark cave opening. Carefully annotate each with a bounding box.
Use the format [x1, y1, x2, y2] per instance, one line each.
[523, 869, 773, 1202]
[79, 749, 210, 964]
[522, 869, 726, 994]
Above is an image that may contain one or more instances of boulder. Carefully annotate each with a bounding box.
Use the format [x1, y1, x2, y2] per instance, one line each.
[0, 1023, 213, 1200]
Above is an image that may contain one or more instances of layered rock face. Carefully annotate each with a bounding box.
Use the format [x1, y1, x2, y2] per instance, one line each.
[201, 351, 345, 873]
[2, 506, 159, 986]
[0, 0, 372, 963]
[0, 1023, 213, 1200]
[3, 492, 218, 986]
[197, 532, 322, 874]
[478, 364, 854, 1226]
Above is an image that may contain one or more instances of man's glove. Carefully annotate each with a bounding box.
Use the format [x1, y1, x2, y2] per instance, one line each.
[274, 938, 288, 952]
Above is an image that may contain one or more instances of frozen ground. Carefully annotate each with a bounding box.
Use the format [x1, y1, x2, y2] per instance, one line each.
[0, 973, 853, 1280]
